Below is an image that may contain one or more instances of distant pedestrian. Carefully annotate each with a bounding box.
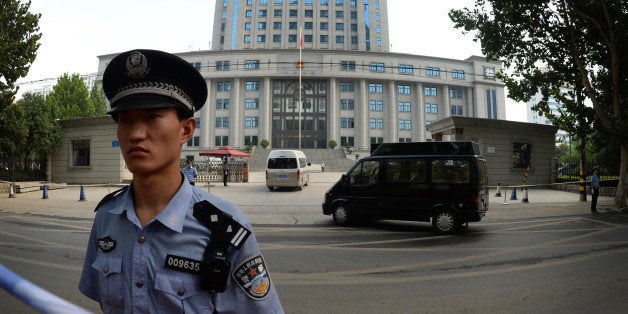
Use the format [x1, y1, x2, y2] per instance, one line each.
[590, 166, 600, 213]
[223, 157, 230, 186]
[321, 161, 325, 172]
[183, 160, 198, 185]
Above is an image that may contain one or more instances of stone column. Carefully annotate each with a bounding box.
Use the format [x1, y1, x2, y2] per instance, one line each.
[261, 77, 271, 144]
[328, 78, 338, 147]
[230, 78, 241, 148]
[200, 79, 212, 149]
[415, 82, 424, 141]
[357, 79, 369, 150]
[387, 80, 397, 142]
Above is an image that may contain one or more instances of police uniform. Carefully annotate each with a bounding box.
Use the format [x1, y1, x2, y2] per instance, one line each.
[78, 49, 284, 313]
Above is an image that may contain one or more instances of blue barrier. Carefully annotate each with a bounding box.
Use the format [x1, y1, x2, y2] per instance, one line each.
[0, 263, 92, 313]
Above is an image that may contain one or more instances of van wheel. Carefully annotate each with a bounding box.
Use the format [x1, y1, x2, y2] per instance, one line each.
[332, 202, 353, 226]
[267, 186, 274, 191]
[432, 210, 458, 234]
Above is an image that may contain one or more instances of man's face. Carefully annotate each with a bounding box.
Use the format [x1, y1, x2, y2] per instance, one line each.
[116, 107, 194, 176]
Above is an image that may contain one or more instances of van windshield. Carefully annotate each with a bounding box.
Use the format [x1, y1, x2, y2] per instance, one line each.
[268, 158, 298, 169]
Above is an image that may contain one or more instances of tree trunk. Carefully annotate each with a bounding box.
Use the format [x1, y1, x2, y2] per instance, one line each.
[615, 143, 628, 208]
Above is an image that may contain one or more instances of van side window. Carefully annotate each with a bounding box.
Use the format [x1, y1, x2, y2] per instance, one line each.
[432, 159, 471, 184]
[348, 160, 380, 185]
[299, 158, 307, 167]
[386, 159, 426, 182]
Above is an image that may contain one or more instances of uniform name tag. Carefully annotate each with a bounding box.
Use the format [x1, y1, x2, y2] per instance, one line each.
[164, 254, 202, 274]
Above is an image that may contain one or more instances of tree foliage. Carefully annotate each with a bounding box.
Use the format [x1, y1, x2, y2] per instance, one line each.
[0, 92, 61, 160]
[47, 73, 94, 119]
[450, 0, 627, 206]
[90, 83, 107, 116]
[0, 0, 41, 120]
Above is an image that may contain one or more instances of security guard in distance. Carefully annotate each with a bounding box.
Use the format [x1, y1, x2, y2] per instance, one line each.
[78, 49, 284, 313]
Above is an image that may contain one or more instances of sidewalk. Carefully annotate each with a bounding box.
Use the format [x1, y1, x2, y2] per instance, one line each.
[0, 172, 622, 224]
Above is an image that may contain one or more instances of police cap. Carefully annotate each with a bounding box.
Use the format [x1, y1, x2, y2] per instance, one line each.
[103, 49, 207, 118]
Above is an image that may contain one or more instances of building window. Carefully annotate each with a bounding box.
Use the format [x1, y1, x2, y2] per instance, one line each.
[335, 23, 344, 30]
[246, 10, 252, 17]
[215, 136, 229, 146]
[304, 34, 313, 42]
[452, 69, 465, 79]
[340, 81, 355, 92]
[369, 100, 383, 111]
[336, 36, 344, 43]
[216, 61, 230, 71]
[216, 117, 230, 128]
[245, 22, 252, 30]
[341, 136, 354, 147]
[305, 0, 313, 5]
[451, 105, 463, 116]
[290, 9, 297, 16]
[217, 81, 231, 91]
[340, 99, 355, 110]
[195, 118, 201, 128]
[245, 116, 259, 127]
[321, 0, 329, 5]
[289, 34, 297, 42]
[305, 10, 313, 17]
[244, 35, 251, 43]
[398, 120, 412, 130]
[398, 102, 411, 112]
[273, 22, 282, 29]
[245, 60, 260, 69]
[245, 81, 260, 91]
[399, 64, 413, 74]
[258, 22, 267, 30]
[187, 136, 200, 147]
[71, 139, 90, 166]
[370, 62, 384, 72]
[449, 88, 463, 99]
[321, 10, 329, 17]
[216, 99, 230, 110]
[259, 9, 267, 17]
[512, 142, 531, 169]
[340, 117, 355, 128]
[424, 86, 437, 96]
[427, 67, 440, 77]
[289, 22, 297, 29]
[320, 35, 329, 43]
[369, 118, 383, 129]
[336, 11, 344, 18]
[369, 83, 383, 93]
[257, 35, 266, 42]
[397, 85, 411, 94]
[245, 98, 260, 109]
[320, 22, 329, 30]
[244, 135, 258, 146]
[341, 61, 355, 70]
[274, 9, 282, 17]
[425, 103, 438, 114]
[335, 0, 343, 5]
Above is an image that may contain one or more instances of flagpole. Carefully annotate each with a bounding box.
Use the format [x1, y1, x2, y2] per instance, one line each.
[298, 26, 302, 150]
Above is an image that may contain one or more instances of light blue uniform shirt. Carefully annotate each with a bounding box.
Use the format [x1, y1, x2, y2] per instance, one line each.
[79, 180, 284, 313]
[591, 173, 600, 188]
[182, 166, 198, 183]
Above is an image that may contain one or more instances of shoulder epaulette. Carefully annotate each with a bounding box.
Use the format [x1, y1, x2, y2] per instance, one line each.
[94, 185, 129, 212]
[193, 200, 251, 250]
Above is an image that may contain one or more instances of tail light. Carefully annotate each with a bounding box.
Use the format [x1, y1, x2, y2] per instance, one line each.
[265, 170, 268, 179]
[297, 169, 301, 181]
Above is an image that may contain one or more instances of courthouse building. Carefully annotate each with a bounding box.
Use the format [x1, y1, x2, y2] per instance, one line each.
[96, 0, 505, 159]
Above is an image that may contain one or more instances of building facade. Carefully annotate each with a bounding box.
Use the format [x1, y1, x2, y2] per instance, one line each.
[212, 0, 390, 52]
[97, 50, 504, 155]
[96, 0, 505, 160]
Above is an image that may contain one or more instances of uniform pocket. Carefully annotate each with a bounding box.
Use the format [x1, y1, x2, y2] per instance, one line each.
[91, 254, 124, 310]
[154, 270, 211, 313]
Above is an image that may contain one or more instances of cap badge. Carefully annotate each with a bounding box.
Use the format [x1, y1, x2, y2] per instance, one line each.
[125, 51, 149, 78]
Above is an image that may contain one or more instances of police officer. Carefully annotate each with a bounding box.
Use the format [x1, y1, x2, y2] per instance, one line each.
[78, 49, 284, 313]
[183, 160, 198, 186]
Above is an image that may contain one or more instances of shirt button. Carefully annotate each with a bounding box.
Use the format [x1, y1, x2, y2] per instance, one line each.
[136, 281, 144, 288]
[103, 266, 108, 274]
[177, 290, 184, 296]
[138, 236, 145, 244]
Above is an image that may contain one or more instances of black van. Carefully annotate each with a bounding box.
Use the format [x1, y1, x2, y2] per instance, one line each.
[322, 141, 489, 234]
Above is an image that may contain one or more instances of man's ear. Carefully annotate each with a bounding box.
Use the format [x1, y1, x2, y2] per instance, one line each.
[181, 117, 196, 143]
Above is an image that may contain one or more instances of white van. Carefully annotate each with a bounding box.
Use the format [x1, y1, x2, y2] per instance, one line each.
[266, 150, 310, 191]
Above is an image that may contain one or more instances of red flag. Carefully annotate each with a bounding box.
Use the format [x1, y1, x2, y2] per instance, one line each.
[300, 34, 304, 49]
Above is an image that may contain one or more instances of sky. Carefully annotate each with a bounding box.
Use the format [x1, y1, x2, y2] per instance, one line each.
[17, 0, 526, 121]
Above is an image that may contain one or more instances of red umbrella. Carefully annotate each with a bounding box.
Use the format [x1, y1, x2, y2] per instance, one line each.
[199, 145, 252, 158]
